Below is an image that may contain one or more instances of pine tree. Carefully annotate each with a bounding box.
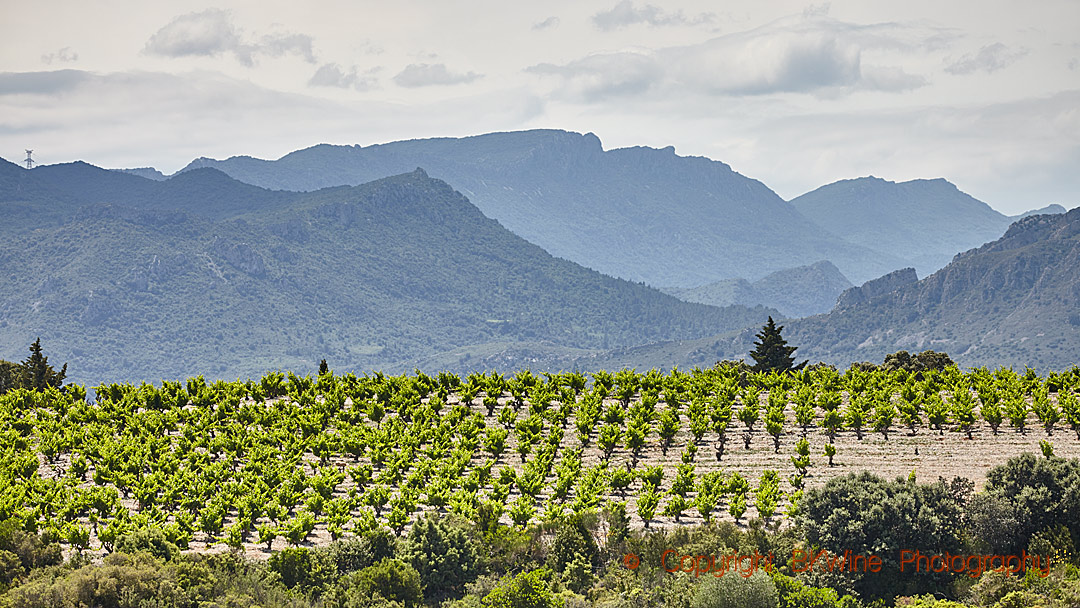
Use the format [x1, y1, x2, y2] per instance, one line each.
[19, 338, 66, 391]
[748, 317, 806, 373]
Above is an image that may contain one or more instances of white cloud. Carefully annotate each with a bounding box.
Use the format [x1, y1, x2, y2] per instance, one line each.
[592, 1, 714, 30]
[0, 69, 544, 173]
[945, 42, 1027, 74]
[144, 9, 315, 66]
[526, 53, 661, 101]
[532, 16, 560, 31]
[309, 63, 379, 91]
[41, 47, 79, 65]
[393, 63, 482, 88]
[0, 70, 89, 95]
[530, 15, 930, 98]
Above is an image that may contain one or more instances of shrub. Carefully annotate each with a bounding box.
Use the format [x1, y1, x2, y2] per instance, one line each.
[268, 546, 335, 593]
[402, 514, 480, 604]
[483, 568, 564, 608]
[691, 569, 777, 608]
[331, 558, 423, 608]
[115, 525, 180, 562]
[546, 517, 599, 587]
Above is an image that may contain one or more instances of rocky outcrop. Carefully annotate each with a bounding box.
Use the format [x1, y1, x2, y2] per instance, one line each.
[836, 267, 918, 309]
[210, 238, 267, 278]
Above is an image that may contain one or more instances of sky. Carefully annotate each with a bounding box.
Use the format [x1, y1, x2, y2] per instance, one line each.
[1, 0, 1078, 214]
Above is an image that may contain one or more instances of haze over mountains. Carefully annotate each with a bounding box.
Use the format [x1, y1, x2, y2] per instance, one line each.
[164, 130, 1064, 290]
[0, 158, 772, 385]
[663, 261, 854, 318]
[790, 177, 1053, 277]
[578, 208, 1080, 372]
[173, 130, 909, 286]
[1, 128, 1074, 383]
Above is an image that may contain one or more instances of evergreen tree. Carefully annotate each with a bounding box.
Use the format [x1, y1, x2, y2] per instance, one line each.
[0, 360, 20, 394]
[748, 317, 806, 373]
[18, 338, 67, 391]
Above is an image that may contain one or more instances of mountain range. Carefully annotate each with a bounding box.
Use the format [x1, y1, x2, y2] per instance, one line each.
[556, 208, 1080, 372]
[170, 130, 906, 286]
[1, 128, 1075, 383]
[0, 158, 773, 385]
[790, 177, 1063, 277]
[163, 130, 1062, 289]
[663, 261, 853, 318]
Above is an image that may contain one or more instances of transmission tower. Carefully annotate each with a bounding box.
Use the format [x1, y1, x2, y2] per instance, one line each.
[24, 150, 34, 169]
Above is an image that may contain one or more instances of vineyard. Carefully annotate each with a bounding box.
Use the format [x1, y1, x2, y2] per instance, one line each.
[3, 364, 1080, 559]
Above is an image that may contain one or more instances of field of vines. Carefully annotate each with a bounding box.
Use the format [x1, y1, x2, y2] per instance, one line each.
[2, 364, 1080, 558]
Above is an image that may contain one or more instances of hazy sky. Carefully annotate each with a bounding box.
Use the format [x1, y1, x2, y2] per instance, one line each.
[1, 0, 1077, 213]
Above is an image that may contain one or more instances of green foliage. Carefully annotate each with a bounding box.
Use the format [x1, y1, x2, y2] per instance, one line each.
[0, 339, 67, 395]
[546, 517, 599, 592]
[982, 452, 1080, 554]
[749, 317, 806, 374]
[114, 525, 180, 562]
[882, 350, 955, 376]
[482, 568, 564, 608]
[799, 472, 966, 601]
[691, 569, 778, 608]
[402, 514, 480, 604]
[268, 546, 335, 593]
[330, 558, 424, 608]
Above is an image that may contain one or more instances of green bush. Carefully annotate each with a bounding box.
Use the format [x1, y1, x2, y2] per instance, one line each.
[691, 570, 778, 608]
[0, 518, 62, 581]
[2, 552, 186, 608]
[483, 568, 564, 608]
[402, 513, 480, 603]
[329, 558, 423, 608]
[114, 525, 180, 562]
[318, 528, 397, 576]
[268, 546, 335, 593]
[546, 517, 600, 583]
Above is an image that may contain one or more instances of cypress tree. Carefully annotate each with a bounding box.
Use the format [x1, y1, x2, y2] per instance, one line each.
[748, 317, 806, 373]
[19, 338, 66, 391]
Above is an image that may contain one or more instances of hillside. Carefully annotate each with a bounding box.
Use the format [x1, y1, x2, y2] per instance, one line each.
[0, 163, 775, 384]
[790, 177, 1018, 276]
[173, 130, 904, 285]
[665, 260, 853, 317]
[582, 209, 1080, 371]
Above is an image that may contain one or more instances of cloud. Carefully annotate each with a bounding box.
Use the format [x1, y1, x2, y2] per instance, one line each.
[309, 63, 379, 91]
[0, 68, 546, 175]
[945, 43, 1027, 75]
[532, 16, 560, 31]
[592, 1, 714, 30]
[530, 15, 929, 98]
[252, 33, 316, 63]
[0, 70, 89, 95]
[145, 9, 315, 66]
[41, 47, 79, 65]
[393, 63, 481, 88]
[526, 53, 661, 101]
[860, 66, 927, 92]
[665, 29, 864, 95]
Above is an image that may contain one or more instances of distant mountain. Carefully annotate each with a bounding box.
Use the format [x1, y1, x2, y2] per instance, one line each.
[584, 209, 1080, 371]
[1014, 203, 1067, 219]
[169, 130, 904, 285]
[665, 261, 853, 317]
[115, 167, 167, 181]
[0, 161, 775, 384]
[834, 267, 918, 310]
[790, 177, 1015, 276]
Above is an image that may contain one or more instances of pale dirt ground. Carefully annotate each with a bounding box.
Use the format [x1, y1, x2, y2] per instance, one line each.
[37, 391, 1080, 560]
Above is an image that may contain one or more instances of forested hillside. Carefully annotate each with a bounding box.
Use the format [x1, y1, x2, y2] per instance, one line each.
[0, 162, 772, 385]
